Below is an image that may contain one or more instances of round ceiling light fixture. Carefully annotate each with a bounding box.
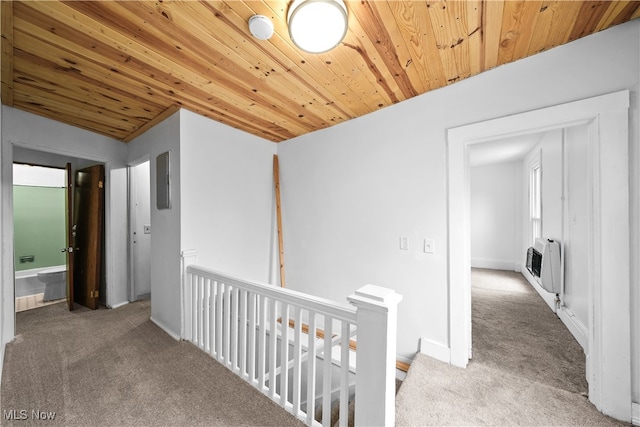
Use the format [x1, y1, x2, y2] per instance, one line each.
[248, 15, 274, 40]
[287, 0, 348, 54]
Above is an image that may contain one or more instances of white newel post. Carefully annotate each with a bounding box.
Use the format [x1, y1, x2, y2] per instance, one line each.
[348, 285, 402, 427]
[180, 250, 198, 341]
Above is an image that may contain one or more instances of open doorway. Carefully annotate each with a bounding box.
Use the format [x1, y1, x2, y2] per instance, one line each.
[467, 129, 589, 396]
[12, 147, 107, 315]
[13, 163, 67, 312]
[447, 91, 631, 421]
[129, 160, 151, 301]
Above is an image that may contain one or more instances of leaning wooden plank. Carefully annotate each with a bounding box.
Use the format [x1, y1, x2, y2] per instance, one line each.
[274, 154, 286, 288]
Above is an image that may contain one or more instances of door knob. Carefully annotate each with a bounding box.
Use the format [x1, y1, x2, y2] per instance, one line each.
[61, 247, 74, 253]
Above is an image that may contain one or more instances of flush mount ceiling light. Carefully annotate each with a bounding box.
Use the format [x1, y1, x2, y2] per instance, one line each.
[287, 0, 348, 54]
[248, 15, 274, 40]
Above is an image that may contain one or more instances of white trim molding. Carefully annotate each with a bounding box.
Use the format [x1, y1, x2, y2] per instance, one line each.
[522, 268, 557, 313]
[108, 301, 130, 310]
[557, 305, 588, 351]
[470, 258, 517, 272]
[447, 90, 632, 422]
[632, 402, 640, 426]
[419, 337, 451, 364]
[150, 316, 181, 341]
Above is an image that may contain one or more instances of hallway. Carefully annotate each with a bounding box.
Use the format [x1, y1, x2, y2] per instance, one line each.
[471, 268, 587, 395]
[395, 268, 622, 426]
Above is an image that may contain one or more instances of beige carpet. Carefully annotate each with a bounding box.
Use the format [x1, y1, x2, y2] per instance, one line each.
[1, 300, 304, 426]
[395, 268, 625, 426]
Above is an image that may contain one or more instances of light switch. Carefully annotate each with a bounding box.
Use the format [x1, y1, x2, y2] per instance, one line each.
[144, 224, 151, 234]
[424, 238, 435, 254]
[400, 237, 408, 251]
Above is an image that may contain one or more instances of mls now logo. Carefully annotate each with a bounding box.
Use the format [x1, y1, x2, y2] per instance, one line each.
[3, 409, 27, 420]
[3, 409, 56, 421]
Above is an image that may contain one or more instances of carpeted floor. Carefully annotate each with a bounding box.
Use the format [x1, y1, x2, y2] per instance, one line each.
[395, 268, 626, 426]
[1, 300, 304, 426]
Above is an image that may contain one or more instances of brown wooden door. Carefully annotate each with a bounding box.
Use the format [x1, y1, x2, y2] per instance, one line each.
[65, 163, 75, 311]
[72, 165, 105, 310]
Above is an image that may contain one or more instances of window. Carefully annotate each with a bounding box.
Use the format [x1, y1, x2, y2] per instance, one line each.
[529, 155, 542, 245]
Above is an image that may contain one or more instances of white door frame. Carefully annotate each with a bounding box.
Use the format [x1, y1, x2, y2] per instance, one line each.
[127, 156, 150, 302]
[447, 90, 631, 422]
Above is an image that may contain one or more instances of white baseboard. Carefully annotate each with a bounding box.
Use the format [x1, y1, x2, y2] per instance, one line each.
[419, 337, 450, 364]
[108, 300, 129, 309]
[522, 268, 557, 313]
[632, 402, 640, 426]
[150, 316, 181, 341]
[557, 305, 588, 350]
[471, 258, 517, 271]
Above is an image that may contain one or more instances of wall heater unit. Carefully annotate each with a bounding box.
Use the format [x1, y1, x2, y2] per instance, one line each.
[526, 238, 561, 293]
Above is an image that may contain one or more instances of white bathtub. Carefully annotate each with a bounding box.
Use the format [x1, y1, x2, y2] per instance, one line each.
[15, 265, 66, 298]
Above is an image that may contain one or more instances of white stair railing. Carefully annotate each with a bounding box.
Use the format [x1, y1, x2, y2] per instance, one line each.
[181, 253, 401, 427]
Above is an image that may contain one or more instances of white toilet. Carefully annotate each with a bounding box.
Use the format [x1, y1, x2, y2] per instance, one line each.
[37, 266, 67, 301]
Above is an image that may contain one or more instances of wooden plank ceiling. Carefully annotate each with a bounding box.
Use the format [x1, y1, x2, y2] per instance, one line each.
[1, 1, 639, 143]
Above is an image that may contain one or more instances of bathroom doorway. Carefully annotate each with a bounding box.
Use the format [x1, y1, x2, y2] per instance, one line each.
[13, 153, 107, 313]
[13, 163, 68, 312]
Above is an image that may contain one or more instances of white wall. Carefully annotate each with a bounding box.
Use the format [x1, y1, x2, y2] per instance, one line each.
[1, 106, 129, 342]
[13, 164, 66, 187]
[127, 111, 181, 338]
[470, 161, 521, 271]
[520, 126, 590, 344]
[179, 109, 276, 284]
[540, 131, 563, 243]
[562, 125, 590, 333]
[276, 18, 640, 406]
[125, 109, 276, 339]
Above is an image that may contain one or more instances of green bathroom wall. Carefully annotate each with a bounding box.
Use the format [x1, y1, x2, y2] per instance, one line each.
[14, 185, 66, 271]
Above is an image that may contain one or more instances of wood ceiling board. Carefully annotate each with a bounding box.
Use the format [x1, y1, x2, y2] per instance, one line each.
[445, 0, 472, 83]
[348, 0, 418, 100]
[176, 1, 357, 129]
[501, 0, 544, 64]
[1, 0, 14, 106]
[109, 1, 319, 124]
[341, 0, 405, 105]
[13, 90, 133, 140]
[592, 1, 639, 34]
[426, 0, 463, 84]
[466, 0, 483, 77]
[376, 1, 431, 95]
[13, 81, 139, 133]
[3, 1, 639, 143]
[632, 3, 640, 20]
[252, 0, 377, 116]
[568, 1, 610, 42]
[239, 0, 380, 122]
[123, 103, 180, 143]
[64, 0, 327, 138]
[481, 0, 505, 71]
